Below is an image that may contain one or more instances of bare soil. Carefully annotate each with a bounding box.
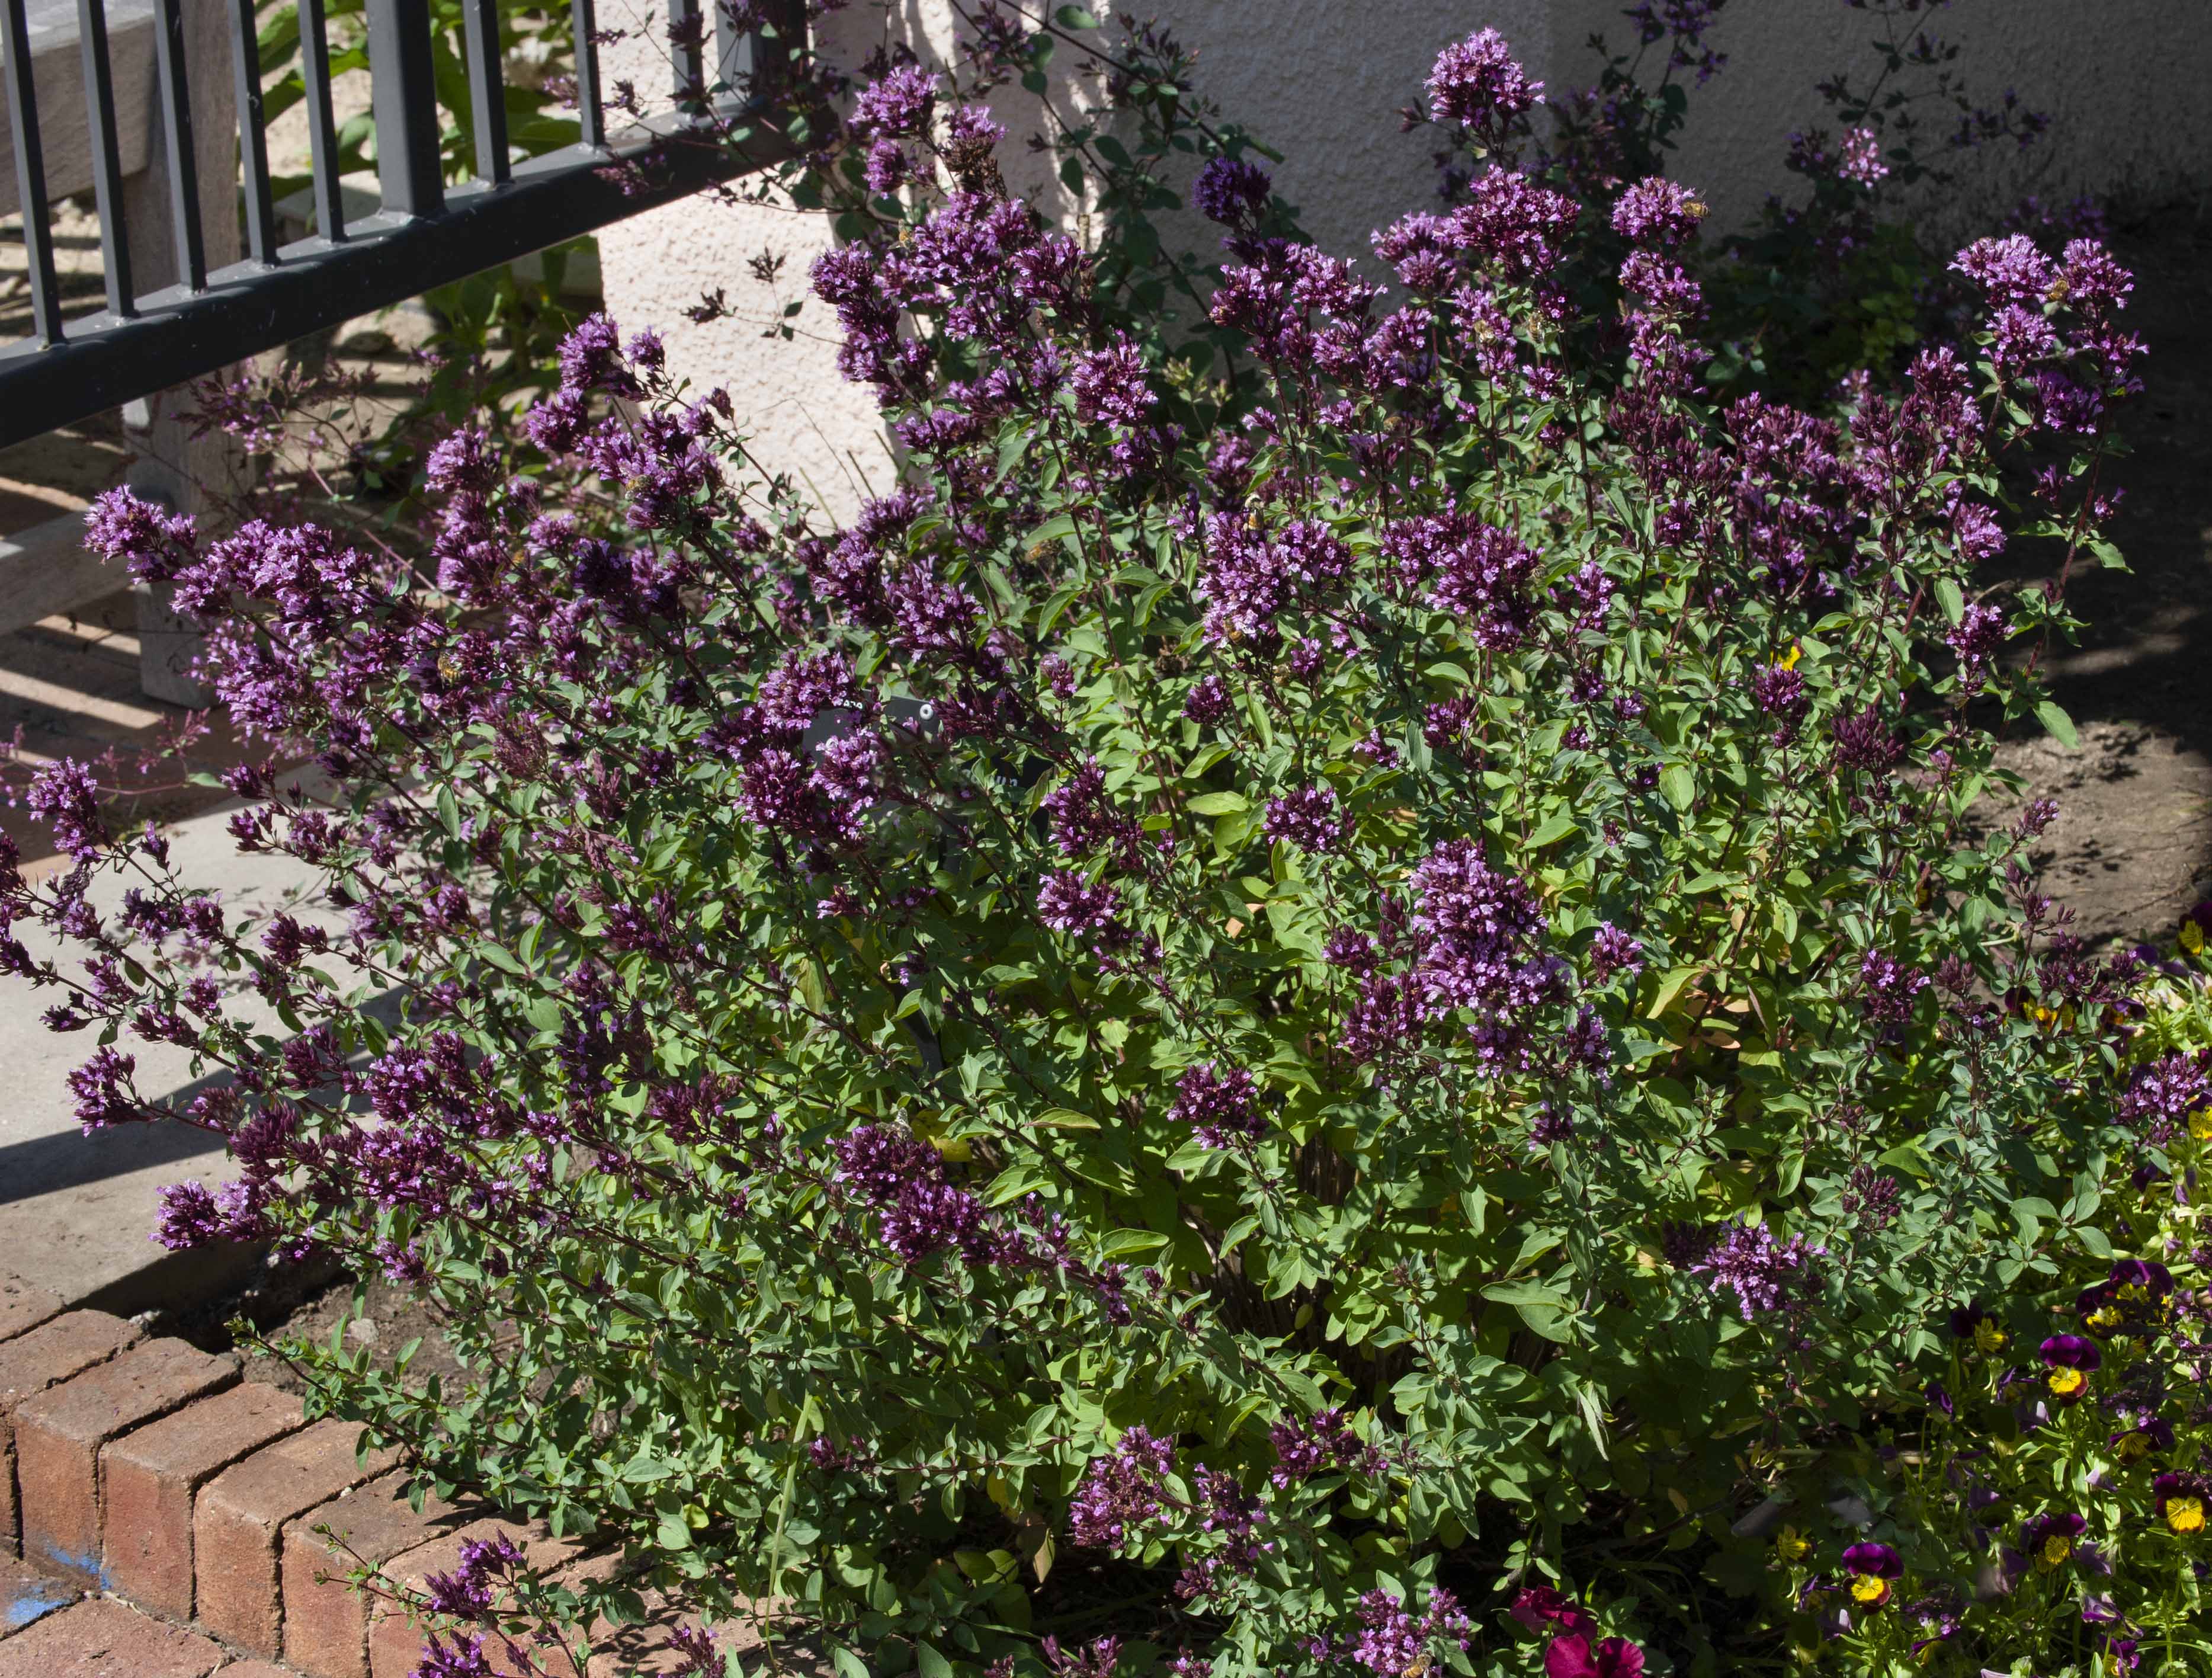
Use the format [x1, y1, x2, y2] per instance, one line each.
[1982, 201, 2212, 948]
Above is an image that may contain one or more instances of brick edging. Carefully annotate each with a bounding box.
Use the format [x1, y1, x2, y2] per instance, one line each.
[0, 1277, 726, 1678]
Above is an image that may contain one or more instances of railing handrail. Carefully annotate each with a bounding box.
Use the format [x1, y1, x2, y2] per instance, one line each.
[0, 0, 809, 450]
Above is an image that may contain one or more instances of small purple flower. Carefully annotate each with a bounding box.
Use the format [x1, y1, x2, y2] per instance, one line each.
[1945, 601, 2009, 676]
[1690, 1220, 1824, 1321]
[1170, 1062, 1267, 1149]
[1611, 177, 1707, 247]
[852, 63, 937, 136]
[1037, 872, 1129, 946]
[1952, 235, 2059, 306]
[1751, 664, 1809, 735]
[1859, 950, 1929, 1033]
[1067, 1427, 1174, 1549]
[1588, 922, 1644, 982]
[1425, 28, 1541, 137]
[27, 759, 109, 860]
[1192, 156, 1271, 226]
[1262, 785, 1346, 853]
[1184, 674, 1233, 725]
[1072, 337, 1156, 427]
[68, 1046, 139, 1131]
[1838, 127, 1888, 186]
[2117, 1051, 2212, 1144]
[411, 1632, 495, 1678]
[1841, 1542, 1902, 1609]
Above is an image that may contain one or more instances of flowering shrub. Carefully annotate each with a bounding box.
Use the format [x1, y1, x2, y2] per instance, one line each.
[4, 16, 2189, 1678]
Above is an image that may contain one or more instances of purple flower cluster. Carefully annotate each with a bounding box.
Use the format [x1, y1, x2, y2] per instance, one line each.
[1425, 29, 1541, 148]
[1348, 1587, 1473, 1676]
[1405, 840, 1560, 1071]
[1169, 1062, 1267, 1150]
[1195, 515, 1352, 645]
[1072, 338, 1157, 427]
[1068, 1427, 1175, 1549]
[27, 760, 109, 860]
[1044, 761, 1144, 866]
[1690, 1221, 1825, 1321]
[1611, 177, 1707, 248]
[1037, 872, 1130, 947]
[1860, 949, 1931, 1033]
[852, 63, 937, 136]
[833, 1125, 985, 1266]
[1192, 156, 1271, 227]
[1262, 786, 1347, 853]
[1838, 127, 1889, 187]
[2117, 1052, 2212, 1145]
[1267, 1407, 1373, 1487]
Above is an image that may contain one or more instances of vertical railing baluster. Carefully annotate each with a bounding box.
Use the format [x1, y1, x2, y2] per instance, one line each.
[75, 0, 135, 316]
[229, 0, 278, 263]
[570, 0, 605, 148]
[364, 0, 444, 217]
[2, 0, 65, 342]
[299, 0, 346, 242]
[150, 0, 206, 290]
[713, 0, 748, 103]
[668, 0, 704, 108]
[460, 0, 509, 185]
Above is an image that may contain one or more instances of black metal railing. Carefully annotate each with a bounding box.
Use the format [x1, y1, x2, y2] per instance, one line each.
[0, 0, 807, 450]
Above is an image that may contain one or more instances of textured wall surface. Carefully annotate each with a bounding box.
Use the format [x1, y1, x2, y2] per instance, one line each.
[1548, 0, 2212, 230]
[597, 1, 2211, 523]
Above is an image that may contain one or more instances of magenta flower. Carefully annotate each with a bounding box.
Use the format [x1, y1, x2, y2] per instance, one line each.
[1509, 1586, 1594, 1637]
[1543, 1634, 1644, 1678]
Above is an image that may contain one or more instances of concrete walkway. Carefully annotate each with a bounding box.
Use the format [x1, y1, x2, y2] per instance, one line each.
[1, 786, 341, 1312]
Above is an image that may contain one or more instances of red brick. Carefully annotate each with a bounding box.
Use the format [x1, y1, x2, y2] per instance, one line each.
[101, 1381, 306, 1621]
[193, 1418, 400, 1658]
[280, 1469, 470, 1678]
[0, 1595, 224, 1677]
[0, 1312, 139, 1557]
[0, 1552, 81, 1642]
[366, 1516, 597, 1678]
[14, 1338, 238, 1578]
[0, 1277, 63, 1347]
[213, 1665, 297, 1677]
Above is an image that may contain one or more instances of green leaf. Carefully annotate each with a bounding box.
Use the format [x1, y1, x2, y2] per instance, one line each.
[1187, 792, 1251, 816]
[1054, 4, 1101, 25]
[2035, 700, 2079, 750]
[1660, 764, 1697, 811]
[1934, 577, 1966, 625]
[1646, 965, 1703, 1020]
[1481, 1280, 1569, 1308]
[1525, 812, 1578, 849]
[1099, 1229, 1171, 1259]
[916, 1642, 956, 1678]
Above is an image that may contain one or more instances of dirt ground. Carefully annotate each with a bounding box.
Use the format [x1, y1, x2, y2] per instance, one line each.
[1981, 200, 2212, 950]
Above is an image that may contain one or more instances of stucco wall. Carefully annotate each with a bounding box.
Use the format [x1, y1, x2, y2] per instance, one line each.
[597, 1, 2211, 523]
[1549, 0, 2212, 232]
